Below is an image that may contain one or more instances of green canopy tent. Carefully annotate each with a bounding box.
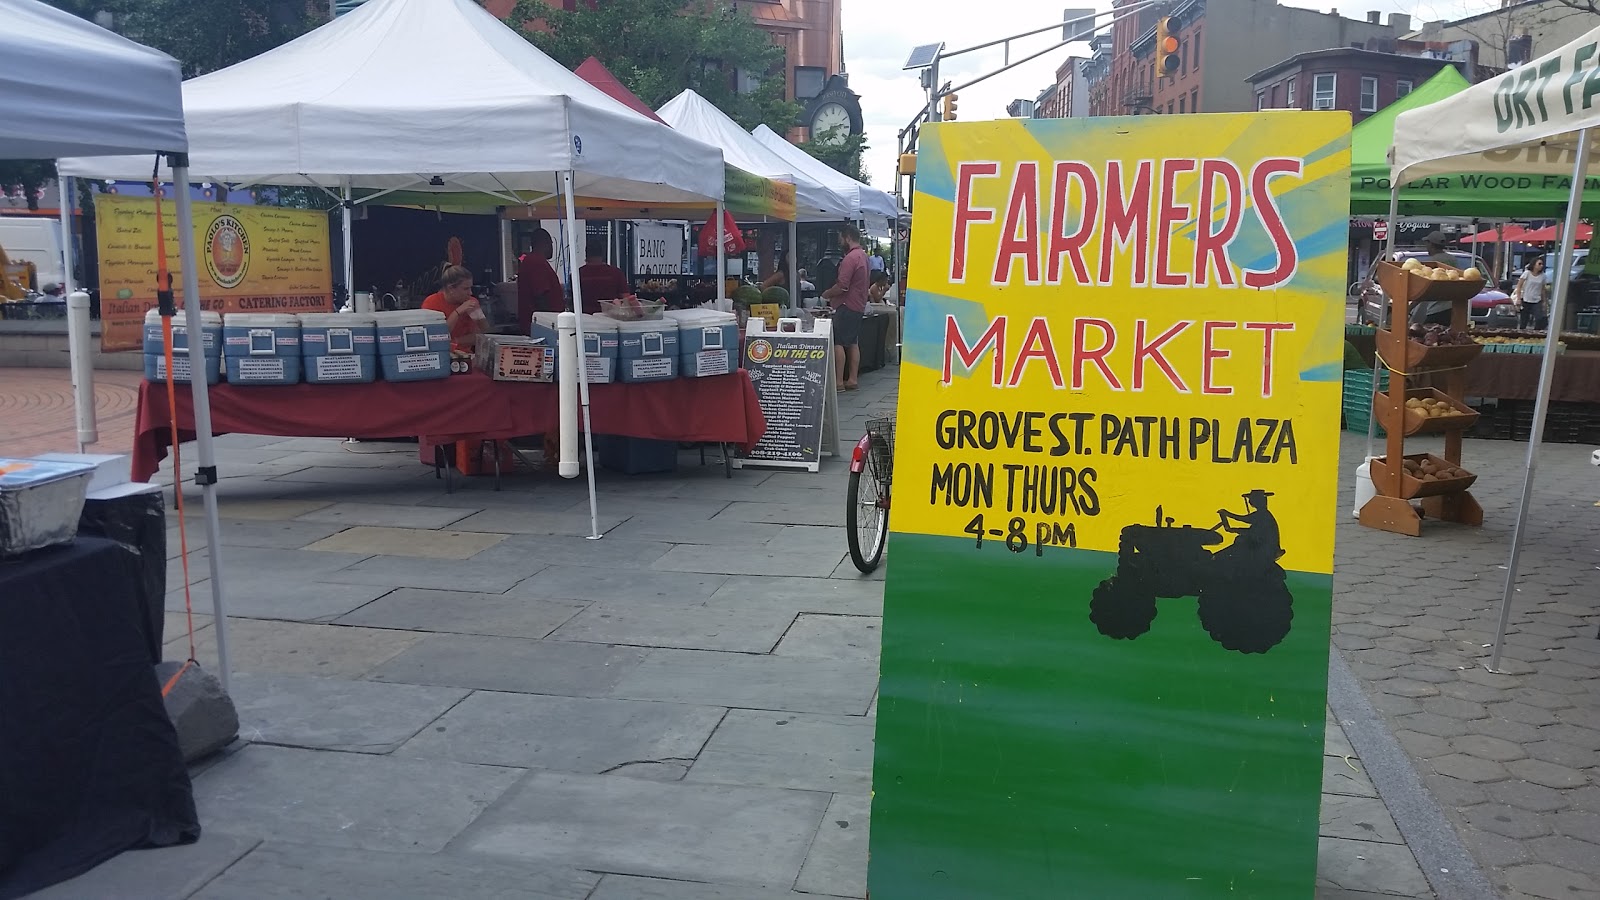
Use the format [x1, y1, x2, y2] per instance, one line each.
[1351, 66, 1600, 217]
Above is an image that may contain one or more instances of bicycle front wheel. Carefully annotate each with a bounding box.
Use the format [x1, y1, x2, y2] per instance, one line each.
[846, 440, 889, 573]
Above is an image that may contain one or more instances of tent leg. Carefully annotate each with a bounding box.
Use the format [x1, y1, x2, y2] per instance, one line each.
[58, 175, 96, 451]
[1363, 187, 1402, 463]
[788, 219, 799, 312]
[340, 177, 355, 309]
[561, 171, 602, 542]
[171, 159, 232, 694]
[1487, 127, 1594, 672]
[716, 200, 727, 310]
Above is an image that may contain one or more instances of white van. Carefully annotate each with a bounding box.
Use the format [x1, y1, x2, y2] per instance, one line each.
[0, 216, 65, 289]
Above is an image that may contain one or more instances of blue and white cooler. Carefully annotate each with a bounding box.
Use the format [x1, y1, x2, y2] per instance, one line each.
[616, 318, 679, 383]
[529, 312, 618, 384]
[223, 313, 301, 385]
[300, 312, 378, 384]
[374, 309, 450, 382]
[142, 309, 221, 384]
[665, 309, 738, 378]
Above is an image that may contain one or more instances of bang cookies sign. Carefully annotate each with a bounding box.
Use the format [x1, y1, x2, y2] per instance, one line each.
[870, 113, 1351, 899]
[97, 194, 332, 351]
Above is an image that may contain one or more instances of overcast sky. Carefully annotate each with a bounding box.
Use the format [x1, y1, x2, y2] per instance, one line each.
[841, 0, 1501, 192]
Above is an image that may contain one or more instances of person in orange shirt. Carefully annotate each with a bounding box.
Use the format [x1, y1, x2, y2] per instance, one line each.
[578, 238, 627, 313]
[420, 265, 485, 351]
[517, 229, 565, 332]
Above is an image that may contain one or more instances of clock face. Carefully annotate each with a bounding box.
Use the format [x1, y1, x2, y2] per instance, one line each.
[810, 102, 853, 143]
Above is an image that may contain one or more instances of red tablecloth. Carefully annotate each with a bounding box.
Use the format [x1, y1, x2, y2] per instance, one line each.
[131, 372, 766, 482]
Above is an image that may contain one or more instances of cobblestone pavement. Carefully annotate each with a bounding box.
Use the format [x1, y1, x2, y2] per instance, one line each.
[0, 367, 142, 456]
[14, 365, 1448, 898]
[1334, 429, 1600, 900]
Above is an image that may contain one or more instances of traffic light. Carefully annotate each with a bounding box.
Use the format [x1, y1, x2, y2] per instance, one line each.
[941, 93, 959, 121]
[898, 152, 918, 175]
[1154, 16, 1181, 78]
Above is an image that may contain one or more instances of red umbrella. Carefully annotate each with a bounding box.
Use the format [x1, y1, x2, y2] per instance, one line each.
[1457, 224, 1528, 243]
[1517, 223, 1592, 243]
[574, 57, 667, 124]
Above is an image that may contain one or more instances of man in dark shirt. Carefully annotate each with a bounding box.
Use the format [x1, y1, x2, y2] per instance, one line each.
[517, 228, 565, 333]
[578, 238, 627, 314]
[822, 224, 869, 390]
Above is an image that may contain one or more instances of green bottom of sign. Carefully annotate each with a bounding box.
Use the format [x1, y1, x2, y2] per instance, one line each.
[869, 532, 1333, 900]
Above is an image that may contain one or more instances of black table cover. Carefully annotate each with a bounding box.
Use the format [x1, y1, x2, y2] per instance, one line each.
[0, 537, 199, 900]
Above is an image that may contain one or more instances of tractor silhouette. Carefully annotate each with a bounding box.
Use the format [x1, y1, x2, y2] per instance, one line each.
[1089, 494, 1293, 654]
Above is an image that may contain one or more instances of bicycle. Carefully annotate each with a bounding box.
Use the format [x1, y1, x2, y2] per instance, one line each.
[847, 415, 894, 573]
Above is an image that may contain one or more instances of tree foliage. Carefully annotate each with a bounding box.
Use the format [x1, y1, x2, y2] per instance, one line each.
[57, 0, 321, 79]
[0, 161, 55, 211]
[511, 0, 799, 133]
[799, 127, 868, 184]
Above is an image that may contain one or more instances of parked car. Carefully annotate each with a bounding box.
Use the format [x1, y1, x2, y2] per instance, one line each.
[1542, 248, 1589, 290]
[1351, 249, 1512, 329]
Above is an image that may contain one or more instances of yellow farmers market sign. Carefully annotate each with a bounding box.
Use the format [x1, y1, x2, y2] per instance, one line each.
[871, 113, 1351, 899]
[97, 194, 332, 351]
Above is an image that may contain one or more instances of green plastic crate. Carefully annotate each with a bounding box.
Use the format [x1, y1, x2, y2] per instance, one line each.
[1342, 368, 1388, 436]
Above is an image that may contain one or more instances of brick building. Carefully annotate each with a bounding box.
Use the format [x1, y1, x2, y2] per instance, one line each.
[1082, 0, 1406, 116]
[1246, 47, 1470, 123]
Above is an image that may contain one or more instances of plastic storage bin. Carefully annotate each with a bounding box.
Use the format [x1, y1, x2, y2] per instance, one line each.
[529, 312, 619, 383]
[145, 352, 222, 385]
[223, 313, 301, 385]
[301, 312, 378, 384]
[666, 309, 737, 377]
[616, 319, 679, 383]
[596, 434, 679, 475]
[143, 308, 221, 356]
[374, 309, 450, 382]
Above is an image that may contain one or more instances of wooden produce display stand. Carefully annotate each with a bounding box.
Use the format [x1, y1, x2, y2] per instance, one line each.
[1360, 261, 1486, 536]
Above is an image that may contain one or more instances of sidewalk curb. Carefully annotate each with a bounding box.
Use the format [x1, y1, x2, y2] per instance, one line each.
[1327, 649, 1499, 900]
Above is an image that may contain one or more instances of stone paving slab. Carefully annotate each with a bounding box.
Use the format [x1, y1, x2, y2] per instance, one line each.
[367, 633, 649, 696]
[450, 772, 829, 887]
[710, 499, 845, 527]
[304, 525, 508, 559]
[469, 534, 675, 570]
[773, 613, 881, 659]
[335, 588, 585, 639]
[229, 672, 469, 753]
[296, 501, 476, 529]
[182, 619, 423, 678]
[685, 709, 874, 793]
[164, 577, 392, 623]
[190, 843, 599, 900]
[704, 574, 883, 617]
[604, 516, 786, 547]
[650, 544, 847, 578]
[795, 792, 870, 899]
[324, 554, 544, 593]
[192, 744, 521, 852]
[26, 831, 260, 900]
[1316, 837, 1436, 897]
[447, 508, 631, 537]
[397, 691, 726, 772]
[204, 498, 334, 521]
[507, 565, 728, 605]
[270, 465, 436, 486]
[548, 602, 795, 653]
[164, 517, 350, 554]
[586, 875, 811, 900]
[609, 648, 879, 715]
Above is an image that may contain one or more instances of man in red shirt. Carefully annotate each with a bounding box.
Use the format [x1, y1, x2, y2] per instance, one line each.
[578, 238, 627, 314]
[823, 224, 869, 390]
[516, 228, 565, 333]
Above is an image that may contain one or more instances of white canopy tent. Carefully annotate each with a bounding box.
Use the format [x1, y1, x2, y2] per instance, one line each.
[1388, 24, 1600, 670]
[62, 0, 736, 546]
[751, 124, 904, 235]
[1, 0, 239, 689]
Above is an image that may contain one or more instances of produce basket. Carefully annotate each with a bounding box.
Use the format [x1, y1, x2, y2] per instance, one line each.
[1377, 326, 1484, 371]
[599, 297, 666, 321]
[1374, 387, 1479, 436]
[1375, 452, 1477, 499]
[1376, 260, 1486, 305]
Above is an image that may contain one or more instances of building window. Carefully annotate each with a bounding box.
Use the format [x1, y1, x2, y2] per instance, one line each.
[1256, 91, 1266, 110]
[1193, 30, 1200, 70]
[736, 68, 760, 95]
[1178, 95, 1186, 113]
[1286, 76, 1297, 108]
[1271, 84, 1280, 107]
[1191, 88, 1199, 112]
[794, 66, 825, 101]
[1168, 100, 1175, 114]
[1180, 40, 1187, 75]
[1360, 76, 1378, 112]
[1396, 79, 1413, 98]
[1312, 73, 1336, 110]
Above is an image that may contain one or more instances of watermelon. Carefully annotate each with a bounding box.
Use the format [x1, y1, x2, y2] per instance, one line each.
[732, 284, 764, 307]
[761, 285, 790, 305]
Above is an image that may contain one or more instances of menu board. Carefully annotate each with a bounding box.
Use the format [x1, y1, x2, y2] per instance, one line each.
[736, 321, 834, 471]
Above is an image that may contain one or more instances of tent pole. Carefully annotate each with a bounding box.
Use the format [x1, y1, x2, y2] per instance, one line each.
[788, 219, 799, 312]
[58, 175, 95, 451]
[716, 200, 727, 309]
[170, 157, 232, 694]
[1488, 126, 1594, 672]
[340, 177, 355, 309]
[561, 170, 602, 541]
[1364, 186, 1401, 462]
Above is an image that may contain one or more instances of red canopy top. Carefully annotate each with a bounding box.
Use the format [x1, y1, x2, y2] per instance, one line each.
[1517, 223, 1593, 243]
[1457, 224, 1528, 243]
[574, 57, 666, 124]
